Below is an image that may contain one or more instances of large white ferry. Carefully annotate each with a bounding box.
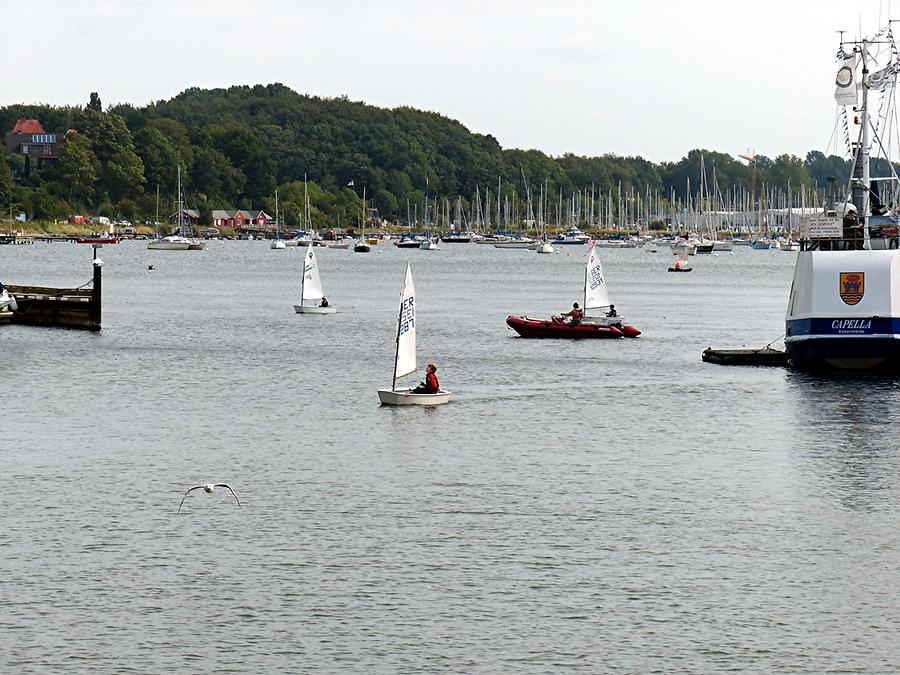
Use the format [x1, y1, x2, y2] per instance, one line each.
[786, 27, 900, 371]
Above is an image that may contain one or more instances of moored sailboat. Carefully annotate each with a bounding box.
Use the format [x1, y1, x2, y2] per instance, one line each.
[148, 166, 199, 251]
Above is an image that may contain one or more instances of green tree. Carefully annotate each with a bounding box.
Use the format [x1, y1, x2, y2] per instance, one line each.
[0, 155, 12, 209]
[105, 150, 146, 201]
[768, 154, 812, 187]
[198, 200, 212, 226]
[208, 125, 275, 203]
[191, 146, 244, 200]
[87, 92, 102, 112]
[58, 132, 100, 203]
[134, 127, 178, 195]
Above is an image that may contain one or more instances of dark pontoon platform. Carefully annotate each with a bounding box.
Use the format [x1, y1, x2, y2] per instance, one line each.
[702, 347, 788, 367]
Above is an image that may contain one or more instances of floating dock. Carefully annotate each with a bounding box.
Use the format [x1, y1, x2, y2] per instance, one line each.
[5, 258, 102, 331]
[702, 347, 788, 367]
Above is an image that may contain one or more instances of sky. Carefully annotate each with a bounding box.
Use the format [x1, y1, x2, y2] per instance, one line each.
[3, 0, 899, 162]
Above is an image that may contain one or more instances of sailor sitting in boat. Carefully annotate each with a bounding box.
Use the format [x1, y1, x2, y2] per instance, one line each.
[553, 303, 583, 325]
[412, 363, 440, 394]
[320, 297, 329, 308]
[605, 304, 617, 317]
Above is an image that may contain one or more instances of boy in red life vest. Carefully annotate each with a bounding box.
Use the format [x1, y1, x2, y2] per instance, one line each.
[412, 363, 440, 394]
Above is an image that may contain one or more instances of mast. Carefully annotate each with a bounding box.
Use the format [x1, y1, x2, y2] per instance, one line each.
[860, 38, 871, 249]
[177, 165, 183, 236]
[497, 175, 501, 230]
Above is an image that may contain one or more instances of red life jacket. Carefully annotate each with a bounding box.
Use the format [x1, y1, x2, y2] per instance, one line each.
[425, 372, 439, 393]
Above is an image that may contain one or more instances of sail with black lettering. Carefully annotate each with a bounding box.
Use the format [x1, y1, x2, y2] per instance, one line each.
[301, 242, 324, 302]
[583, 245, 611, 315]
[394, 263, 416, 380]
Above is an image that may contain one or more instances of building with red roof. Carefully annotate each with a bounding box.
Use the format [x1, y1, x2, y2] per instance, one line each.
[6, 118, 64, 170]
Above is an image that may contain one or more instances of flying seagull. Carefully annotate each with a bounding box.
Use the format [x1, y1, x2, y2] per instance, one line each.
[178, 483, 242, 513]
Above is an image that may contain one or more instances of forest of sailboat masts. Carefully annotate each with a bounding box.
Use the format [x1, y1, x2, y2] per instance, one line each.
[418, 179, 834, 235]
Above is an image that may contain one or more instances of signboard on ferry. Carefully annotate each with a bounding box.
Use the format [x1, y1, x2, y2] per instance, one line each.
[800, 217, 843, 239]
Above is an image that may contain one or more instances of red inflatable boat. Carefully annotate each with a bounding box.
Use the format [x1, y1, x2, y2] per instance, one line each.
[506, 315, 641, 339]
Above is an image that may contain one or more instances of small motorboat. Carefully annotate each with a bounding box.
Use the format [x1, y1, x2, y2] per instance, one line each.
[76, 234, 118, 244]
[441, 230, 472, 243]
[396, 235, 424, 248]
[419, 237, 440, 250]
[506, 315, 627, 339]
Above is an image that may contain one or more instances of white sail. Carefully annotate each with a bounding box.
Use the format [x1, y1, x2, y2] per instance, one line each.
[394, 263, 416, 379]
[584, 244, 611, 312]
[301, 242, 325, 301]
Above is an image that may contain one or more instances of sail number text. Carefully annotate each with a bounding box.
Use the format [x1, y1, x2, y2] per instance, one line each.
[399, 296, 415, 336]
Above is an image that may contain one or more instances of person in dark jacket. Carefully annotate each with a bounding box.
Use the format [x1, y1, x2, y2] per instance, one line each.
[412, 363, 440, 393]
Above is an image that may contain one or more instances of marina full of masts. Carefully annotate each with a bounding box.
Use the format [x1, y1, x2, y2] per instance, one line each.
[406, 178, 823, 238]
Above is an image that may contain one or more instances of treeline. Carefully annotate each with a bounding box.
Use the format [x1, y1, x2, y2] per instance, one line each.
[0, 83, 859, 228]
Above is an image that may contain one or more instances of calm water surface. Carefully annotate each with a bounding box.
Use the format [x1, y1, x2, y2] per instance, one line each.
[2, 241, 899, 672]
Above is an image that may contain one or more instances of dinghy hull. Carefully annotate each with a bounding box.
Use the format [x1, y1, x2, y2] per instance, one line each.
[294, 305, 336, 314]
[506, 315, 625, 339]
[377, 389, 451, 406]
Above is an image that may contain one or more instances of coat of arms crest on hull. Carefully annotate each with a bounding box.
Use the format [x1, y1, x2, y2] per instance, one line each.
[840, 272, 864, 305]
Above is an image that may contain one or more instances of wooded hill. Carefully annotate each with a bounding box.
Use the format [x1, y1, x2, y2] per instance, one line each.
[0, 83, 855, 229]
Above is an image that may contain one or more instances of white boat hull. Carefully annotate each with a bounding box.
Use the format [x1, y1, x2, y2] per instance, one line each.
[494, 241, 534, 249]
[294, 305, 336, 314]
[377, 389, 451, 406]
[148, 240, 191, 250]
[271, 240, 286, 249]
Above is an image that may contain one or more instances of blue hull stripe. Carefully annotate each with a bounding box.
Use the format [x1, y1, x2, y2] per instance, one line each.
[786, 317, 900, 341]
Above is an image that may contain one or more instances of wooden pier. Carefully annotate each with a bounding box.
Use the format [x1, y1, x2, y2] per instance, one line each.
[0, 233, 36, 245]
[5, 258, 102, 330]
[1, 234, 80, 244]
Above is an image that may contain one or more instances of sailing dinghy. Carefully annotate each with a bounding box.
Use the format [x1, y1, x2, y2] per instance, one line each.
[667, 248, 692, 272]
[294, 242, 336, 314]
[377, 263, 451, 405]
[580, 244, 641, 336]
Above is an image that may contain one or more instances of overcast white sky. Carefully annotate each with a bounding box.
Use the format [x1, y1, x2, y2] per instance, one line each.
[3, 0, 898, 162]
